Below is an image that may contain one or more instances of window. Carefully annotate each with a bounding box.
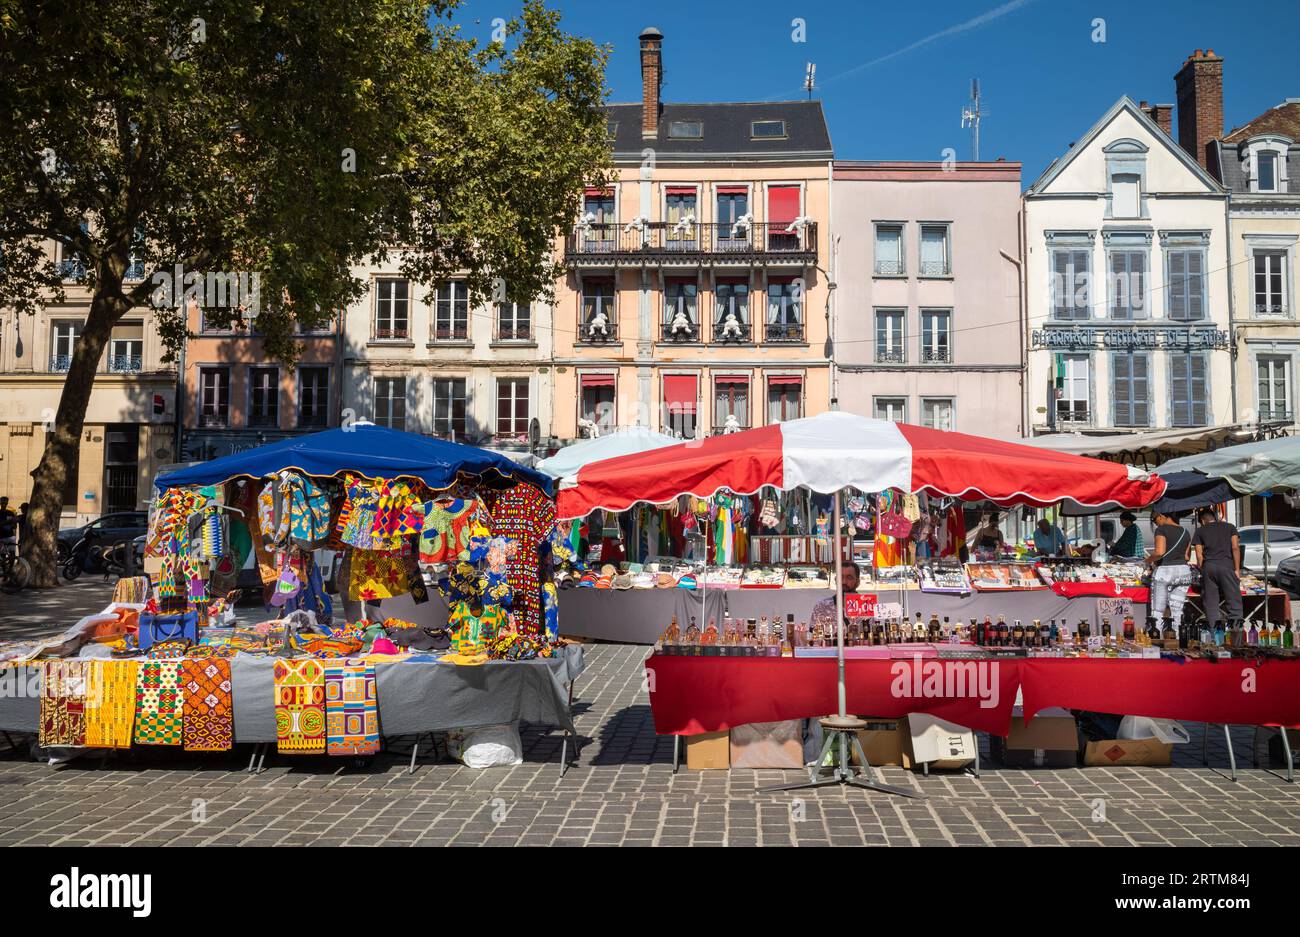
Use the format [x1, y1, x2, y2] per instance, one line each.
[108, 323, 143, 372]
[374, 377, 406, 431]
[920, 398, 953, 431]
[765, 279, 802, 341]
[714, 376, 749, 431]
[665, 187, 697, 247]
[198, 367, 231, 428]
[1056, 354, 1090, 424]
[581, 189, 616, 250]
[1107, 248, 1147, 319]
[715, 187, 750, 248]
[875, 310, 905, 363]
[58, 225, 88, 280]
[199, 307, 240, 333]
[919, 224, 951, 276]
[713, 280, 750, 342]
[1254, 251, 1288, 316]
[431, 378, 468, 440]
[1170, 353, 1209, 427]
[496, 301, 531, 341]
[1111, 173, 1141, 218]
[298, 367, 329, 428]
[767, 377, 802, 424]
[1257, 356, 1291, 423]
[874, 224, 904, 275]
[375, 278, 409, 339]
[581, 279, 616, 340]
[579, 374, 616, 434]
[766, 185, 802, 251]
[1167, 248, 1206, 321]
[662, 374, 698, 438]
[662, 280, 697, 340]
[50, 321, 79, 372]
[873, 397, 906, 423]
[920, 310, 951, 363]
[667, 121, 703, 139]
[247, 367, 279, 428]
[1051, 248, 1091, 320]
[1258, 152, 1278, 192]
[496, 377, 529, 439]
[435, 281, 469, 341]
[1112, 353, 1150, 427]
[751, 120, 787, 139]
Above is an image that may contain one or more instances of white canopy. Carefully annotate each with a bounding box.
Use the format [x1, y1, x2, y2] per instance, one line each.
[536, 428, 680, 484]
[1018, 424, 1249, 461]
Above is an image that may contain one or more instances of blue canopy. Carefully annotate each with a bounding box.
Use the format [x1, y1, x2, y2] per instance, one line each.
[155, 424, 553, 495]
[1150, 471, 1236, 516]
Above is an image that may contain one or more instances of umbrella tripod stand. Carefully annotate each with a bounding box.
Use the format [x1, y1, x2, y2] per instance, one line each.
[759, 491, 921, 798]
[759, 714, 922, 796]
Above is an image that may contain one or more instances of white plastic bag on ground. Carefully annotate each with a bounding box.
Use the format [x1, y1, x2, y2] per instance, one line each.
[1118, 716, 1190, 744]
[445, 723, 523, 768]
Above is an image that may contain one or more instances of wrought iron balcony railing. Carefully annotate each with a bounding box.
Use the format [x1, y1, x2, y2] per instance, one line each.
[566, 221, 816, 260]
[661, 318, 701, 342]
[108, 355, 143, 373]
[494, 325, 532, 342]
[49, 355, 72, 372]
[578, 318, 618, 343]
[874, 260, 905, 276]
[919, 260, 951, 277]
[712, 319, 752, 344]
[764, 321, 805, 343]
[921, 348, 951, 364]
[875, 349, 905, 364]
[373, 326, 409, 341]
[432, 325, 470, 341]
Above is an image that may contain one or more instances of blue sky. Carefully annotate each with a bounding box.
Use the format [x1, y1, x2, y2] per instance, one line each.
[447, 0, 1300, 184]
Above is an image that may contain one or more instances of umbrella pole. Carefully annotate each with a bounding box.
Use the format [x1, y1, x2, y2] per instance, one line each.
[1262, 496, 1270, 630]
[759, 487, 920, 798]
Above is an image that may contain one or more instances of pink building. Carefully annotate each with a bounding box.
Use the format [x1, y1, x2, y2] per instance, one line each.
[831, 161, 1024, 438]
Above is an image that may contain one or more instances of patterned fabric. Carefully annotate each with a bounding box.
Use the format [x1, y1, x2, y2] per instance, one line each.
[85, 660, 137, 748]
[285, 472, 331, 547]
[134, 660, 184, 745]
[338, 474, 379, 549]
[39, 660, 87, 747]
[449, 601, 509, 657]
[273, 659, 326, 754]
[489, 483, 556, 634]
[180, 658, 233, 752]
[418, 498, 483, 564]
[348, 548, 408, 600]
[323, 663, 380, 756]
[372, 480, 422, 550]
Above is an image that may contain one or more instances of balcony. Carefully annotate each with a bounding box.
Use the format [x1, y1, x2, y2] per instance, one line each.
[566, 221, 817, 266]
[49, 355, 72, 372]
[921, 348, 951, 364]
[875, 349, 905, 364]
[919, 260, 951, 277]
[373, 327, 410, 341]
[199, 412, 230, 429]
[874, 260, 905, 276]
[432, 325, 470, 342]
[764, 321, 805, 343]
[1255, 302, 1288, 317]
[108, 355, 143, 373]
[712, 319, 752, 344]
[660, 318, 701, 343]
[494, 324, 532, 342]
[578, 317, 619, 344]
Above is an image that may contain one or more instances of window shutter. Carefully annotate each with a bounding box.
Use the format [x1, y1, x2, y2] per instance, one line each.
[1110, 251, 1127, 318]
[1171, 355, 1190, 426]
[1168, 251, 1187, 320]
[1190, 354, 1208, 425]
[1052, 251, 1070, 317]
[1113, 355, 1132, 424]
[1133, 354, 1150, 426]
[1187, 251, 1204, 320]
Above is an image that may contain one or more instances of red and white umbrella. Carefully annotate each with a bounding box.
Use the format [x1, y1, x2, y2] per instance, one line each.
[558, 411, 1165, 519]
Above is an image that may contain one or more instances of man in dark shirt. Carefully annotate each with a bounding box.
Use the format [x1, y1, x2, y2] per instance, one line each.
[1111, 511, 1143, 558]
[1191, 508, 1242, 627]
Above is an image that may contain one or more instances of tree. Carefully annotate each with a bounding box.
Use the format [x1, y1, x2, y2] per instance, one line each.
[0, 0, 610, 585]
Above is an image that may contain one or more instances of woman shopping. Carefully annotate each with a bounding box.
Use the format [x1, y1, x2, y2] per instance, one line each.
[1147, 509, 1194, 623]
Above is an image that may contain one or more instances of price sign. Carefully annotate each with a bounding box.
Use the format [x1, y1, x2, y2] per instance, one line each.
[843, 593, 878, 618]
[1097, 597, 1133, 620]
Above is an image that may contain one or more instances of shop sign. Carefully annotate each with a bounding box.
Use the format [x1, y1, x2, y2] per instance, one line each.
[844, 593, 878, 618]
[1031, 327, 1229, 350]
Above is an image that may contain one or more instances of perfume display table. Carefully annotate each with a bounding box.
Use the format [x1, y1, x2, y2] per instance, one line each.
[644, 653, 1300, 737]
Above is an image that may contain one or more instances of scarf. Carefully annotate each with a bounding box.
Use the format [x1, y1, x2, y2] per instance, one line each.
[180, 658, 233, 752]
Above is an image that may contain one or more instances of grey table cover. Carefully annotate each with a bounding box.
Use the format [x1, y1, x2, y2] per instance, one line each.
[0, 644, 584, 741]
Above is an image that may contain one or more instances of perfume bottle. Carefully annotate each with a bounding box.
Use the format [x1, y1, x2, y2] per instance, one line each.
[1247, 621, 1260, 646]
[1213, 619, 1226, 647]
[1285, 621, 1295, 649]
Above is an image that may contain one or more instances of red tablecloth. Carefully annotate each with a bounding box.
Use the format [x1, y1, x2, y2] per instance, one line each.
[645, 653, 1300, 736]
[1049, 580, 1148, 601]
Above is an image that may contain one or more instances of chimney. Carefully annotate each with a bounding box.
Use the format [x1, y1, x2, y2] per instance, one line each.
[639, 27, 663, 139]
[1174, 49, 1223, 169]
[1141, 101, 1174, 136]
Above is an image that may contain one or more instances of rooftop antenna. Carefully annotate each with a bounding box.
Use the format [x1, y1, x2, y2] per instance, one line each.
[804, 62, 816, 100]
[960, 78, 986, 161]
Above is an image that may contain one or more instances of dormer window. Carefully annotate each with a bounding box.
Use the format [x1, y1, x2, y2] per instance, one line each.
[668, 121, 702, 140]
[1102, 138, 1148, 219]
[1243, 135, 1291, 194]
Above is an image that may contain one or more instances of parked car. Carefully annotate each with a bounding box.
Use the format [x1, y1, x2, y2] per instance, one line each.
[57, 511, 148, 562]
[1237, 525, 1300, 576]
[1274, 552, 1300, 595]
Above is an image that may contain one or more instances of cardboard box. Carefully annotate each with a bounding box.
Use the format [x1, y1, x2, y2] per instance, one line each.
[729, 721, 804, 769]
[902, 714, 977, 770]
[991, 706, 1078, 768]
[852, 719, 904, 767]
[685, 731, 731, 770]
[1083, 737, 1173, 767]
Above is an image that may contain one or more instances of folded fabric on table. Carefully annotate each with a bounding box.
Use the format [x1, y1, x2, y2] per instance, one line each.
[323, 662, 379, 756]
[85, 660, 137, 748]
[134, 659, 184, 746]
[39, 659, 88, 748]
[273, 659, 326, 754]
[180, 658, 233, 752]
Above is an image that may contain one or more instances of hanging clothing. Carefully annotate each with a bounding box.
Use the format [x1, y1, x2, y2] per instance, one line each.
[338, 473, 380, 550]
[348, 548, 409, 600]
[488, 483, 556, 635]
[418, 498, 484, 564]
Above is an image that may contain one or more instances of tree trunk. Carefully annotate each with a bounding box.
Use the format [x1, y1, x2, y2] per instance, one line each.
[20, 284, 128, 587]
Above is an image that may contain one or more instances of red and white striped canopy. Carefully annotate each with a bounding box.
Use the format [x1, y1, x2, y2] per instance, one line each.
[557, 412, 1166, 519]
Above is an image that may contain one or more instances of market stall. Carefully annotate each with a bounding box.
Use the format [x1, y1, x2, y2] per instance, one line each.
[0, 424, 585, 773]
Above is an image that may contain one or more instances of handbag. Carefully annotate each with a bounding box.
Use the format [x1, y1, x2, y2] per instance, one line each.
[877, 502, 913, 539]
[137, 611, 198, 652]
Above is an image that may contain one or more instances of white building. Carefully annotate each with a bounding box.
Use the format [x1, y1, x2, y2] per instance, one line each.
[1024, 97, 1232, 437]
[340, 256, 555, 455]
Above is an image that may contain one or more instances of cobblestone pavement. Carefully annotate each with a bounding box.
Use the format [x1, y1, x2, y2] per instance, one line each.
[1, 584, 1298, 846]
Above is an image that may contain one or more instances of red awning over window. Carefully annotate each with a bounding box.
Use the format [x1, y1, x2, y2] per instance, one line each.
[663, 375, 698, 411]
[767, 375, 802, 386]
[580, 374, 616, 387]
[665, 186, 697, 196]
[766, 185, 801, 225]
[584, 186, 613, 197]
[716, 185, 748, 195]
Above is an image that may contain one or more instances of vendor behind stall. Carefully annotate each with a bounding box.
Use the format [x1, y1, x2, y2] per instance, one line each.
[1111, 511, 1144, 559]
[1191, 507, 1242, 628]
[810, 560, 859, 635]
[1031, 517, 1070, 558]
[971, 511, 1006, 559]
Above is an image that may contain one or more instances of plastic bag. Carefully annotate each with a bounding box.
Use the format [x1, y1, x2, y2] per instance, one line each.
[1118, 716, 1190, 744]
[444, 723, 523, 768]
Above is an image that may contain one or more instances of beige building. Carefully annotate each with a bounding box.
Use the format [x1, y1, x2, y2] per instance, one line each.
[0, 247, 176, 521]
[552, 28, 833, 441]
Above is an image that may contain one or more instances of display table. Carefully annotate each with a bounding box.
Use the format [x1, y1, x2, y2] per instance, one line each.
[0, 644, 585, 747]
[644, 652, 1300, 737]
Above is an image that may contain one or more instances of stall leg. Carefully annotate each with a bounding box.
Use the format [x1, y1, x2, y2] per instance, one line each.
[1224, 724, 1237, 782]
[672, 735, 680, 774]
[246, 743, 260, 774]
[255, 745, 267, 775]
[410, 738, 420, 776]
[1280, 726, 1295, 784]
